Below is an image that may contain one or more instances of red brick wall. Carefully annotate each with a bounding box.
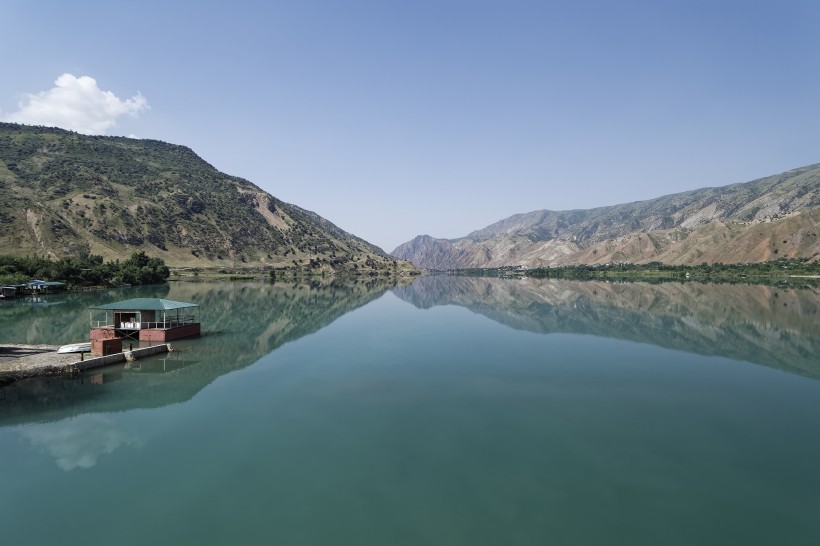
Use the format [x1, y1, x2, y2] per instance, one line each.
[139, 324, 201, 341]
[90, 328, 119, 340]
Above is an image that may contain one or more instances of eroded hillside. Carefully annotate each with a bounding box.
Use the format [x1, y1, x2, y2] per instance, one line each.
[393, 164, 820, 268]
[0, 123, 414, 275]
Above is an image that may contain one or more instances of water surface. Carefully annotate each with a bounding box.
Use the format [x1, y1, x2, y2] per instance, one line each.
[1, 277, 818, 545]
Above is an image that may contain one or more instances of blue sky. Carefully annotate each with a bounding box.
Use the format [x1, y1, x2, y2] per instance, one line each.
[2, 0, 818, 252]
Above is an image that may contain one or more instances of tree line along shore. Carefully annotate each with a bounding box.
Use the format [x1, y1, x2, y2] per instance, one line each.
[0, 251, 170, 288]
[450, 258, 820, 286]
[3, 252, 818, 289]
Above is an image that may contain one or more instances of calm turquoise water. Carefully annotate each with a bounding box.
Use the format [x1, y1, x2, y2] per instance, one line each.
[1, 277, 819, 545]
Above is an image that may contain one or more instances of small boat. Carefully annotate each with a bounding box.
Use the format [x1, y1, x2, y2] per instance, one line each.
[57, 342, 92, 354]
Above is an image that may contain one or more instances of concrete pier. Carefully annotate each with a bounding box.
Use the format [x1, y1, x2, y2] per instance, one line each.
[74, 344, 171, 372]
[0, 343, 171, 384]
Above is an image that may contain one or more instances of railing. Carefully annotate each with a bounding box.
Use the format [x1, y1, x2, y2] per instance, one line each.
[90, 316, 198, 330]
[137, 318, 198, 329]
[91, 321, 114, 329]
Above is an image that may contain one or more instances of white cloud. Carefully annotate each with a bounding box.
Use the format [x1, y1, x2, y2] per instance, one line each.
[21, 414, 143, 471]
[3, 73, 149, 135]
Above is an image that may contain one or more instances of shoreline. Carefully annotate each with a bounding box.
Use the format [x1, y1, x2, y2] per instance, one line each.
[0, 344, 79, 385]
[0, 343, 172, 386]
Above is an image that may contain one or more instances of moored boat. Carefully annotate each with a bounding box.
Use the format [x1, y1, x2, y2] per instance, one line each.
[57, 342, 92, 354]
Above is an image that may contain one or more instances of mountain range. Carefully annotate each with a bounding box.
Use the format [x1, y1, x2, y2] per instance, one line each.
[4, 121, 818, 272]
[0, 123, 412, 275]
[392, 164, 820, 269]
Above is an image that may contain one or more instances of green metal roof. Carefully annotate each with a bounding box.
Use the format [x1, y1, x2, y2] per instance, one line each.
[90, 298, 199, 311]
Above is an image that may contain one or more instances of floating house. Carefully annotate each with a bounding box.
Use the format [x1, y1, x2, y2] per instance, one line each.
[26, 280, 66, 294]
[90, 298, 201, 354]
[1, 285, 23, 299]
[1, 281, 65, 299]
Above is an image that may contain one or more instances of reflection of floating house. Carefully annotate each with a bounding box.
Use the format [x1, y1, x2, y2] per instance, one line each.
[90, 298, 201, 353]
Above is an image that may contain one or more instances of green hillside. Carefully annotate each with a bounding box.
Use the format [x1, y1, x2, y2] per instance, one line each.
[0, 123, 411, 275]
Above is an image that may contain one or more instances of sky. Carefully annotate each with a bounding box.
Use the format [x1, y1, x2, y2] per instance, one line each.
[1, 0, 819, 252]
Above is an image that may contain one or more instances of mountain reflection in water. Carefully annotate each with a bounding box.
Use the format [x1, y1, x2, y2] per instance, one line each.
[0, 278, 398, 425]
[2, 276, 820, 546]
[392, 276, 820, 379]
[2, 276, 818, 427]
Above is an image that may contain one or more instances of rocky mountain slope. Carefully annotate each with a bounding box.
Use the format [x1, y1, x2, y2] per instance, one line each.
[393, 164, 820, 268]
[0, 123, 413, 274]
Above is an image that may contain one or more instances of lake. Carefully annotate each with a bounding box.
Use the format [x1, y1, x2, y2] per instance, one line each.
[1, 276, 819, 546]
